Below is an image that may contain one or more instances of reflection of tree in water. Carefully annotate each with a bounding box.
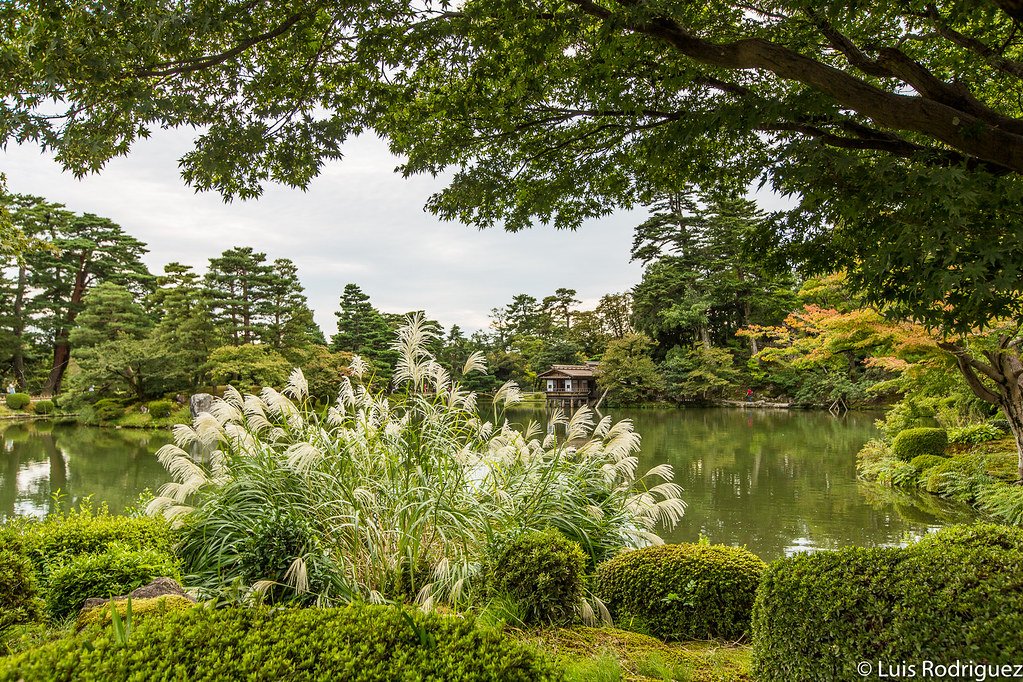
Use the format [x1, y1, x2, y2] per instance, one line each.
[508, 407, 977, 561]
[0, 423, 170, 519]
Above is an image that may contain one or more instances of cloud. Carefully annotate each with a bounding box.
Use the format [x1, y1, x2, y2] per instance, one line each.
[4, 129, 645, 335]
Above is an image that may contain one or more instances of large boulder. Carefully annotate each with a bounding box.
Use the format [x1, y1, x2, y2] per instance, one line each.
[189, 393, 214, 419]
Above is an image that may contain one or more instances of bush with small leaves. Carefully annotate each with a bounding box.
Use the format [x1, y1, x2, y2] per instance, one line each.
[485, 529, 586, 625]
[76, 595, 196, 630]
[751, 530, 1023, 681]
[891, 428, 947, 460]
[0, 606, 560, 681]
[4, 393, 30, 410]
[45, 546, 181, 620]
[30, 400, 54, 415]
[595, 543, 766, 641]
[0, 547, 42, 631]
[908, 454, 946, 474]
[91, 398, 124, 422]
[18, 503, 175, 578]
[146, 400, 174, 418]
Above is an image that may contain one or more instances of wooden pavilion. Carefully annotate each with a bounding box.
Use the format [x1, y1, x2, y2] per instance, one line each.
[536, 362, 599, 410]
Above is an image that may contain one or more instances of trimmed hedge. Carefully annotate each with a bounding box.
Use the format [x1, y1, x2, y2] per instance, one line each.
[0, 547, 42, 631]
[751, 531, 1023, 681]
[0, 606, 559, 681]
[18, 505, 174, 577]
[916, 522, 1023, 552]
[146, 399, 174, 418]
[485, 529, 586, 625]
[891, 427, 947, 460]
[45, 546, 181, 619]
[31, 400, 54, 415]
[595, 543, 766, 641]
[4, 393, 30, 410]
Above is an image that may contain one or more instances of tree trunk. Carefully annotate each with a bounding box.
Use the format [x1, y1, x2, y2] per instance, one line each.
[700, 325, 711, 347]
[12, 263, 27, 390]
[43, 260, 89, 396]
[942, 339, 1023, 482]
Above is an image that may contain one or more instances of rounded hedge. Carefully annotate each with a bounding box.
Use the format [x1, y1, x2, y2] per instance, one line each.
[891, 427, 947, 461]
[908, 454, 946, 474]
[0, 606, 559, 681]
[595, 543, 766, 641]
[5, 393, 30, 410]
[0, 547, 42, 631]
[485, 528, 586, 625]
[91, 398, 124, 422]
[751, 530, 1023, 681]
[31, 400, 54, 415]
[45, 546, 181, 619]
[146, 399, 174, 418]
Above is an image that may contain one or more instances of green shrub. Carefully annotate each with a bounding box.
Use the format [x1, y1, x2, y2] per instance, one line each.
[891, 427, 948, 460]
[91, 398, 124, 422]
[30, 400, 54, 415]
[146, 399, 174, 418]
[18, 504, 174, 577]
[751, 535, 1023, 681]
[0, 605, 559, 681]
[948, 423, 1004, 445]
[485, 529, 586, 626]
[923, 456, 992, 499]
[4, 393, 30, 410]
[595, 543, 766, 641]
[916, 522, 1023, 551]
[0, 548, 42, 631]
[908, 454, 946, 474]
[45, 545, 181, 619]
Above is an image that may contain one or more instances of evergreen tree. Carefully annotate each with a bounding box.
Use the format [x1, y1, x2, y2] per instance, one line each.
[263, 258, 322, 350]
[150, 263, 221, 390]
[69, 283, 165, 401]
[330, 284, 397, 376]
[631, 193, 796, 357]
[205, 246, 271, 345]
[25, 210, 151, 395]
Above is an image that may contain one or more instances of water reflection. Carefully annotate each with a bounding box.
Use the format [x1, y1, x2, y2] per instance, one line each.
[1, 409, 978, 560]
[1, 422, 170, 518]
[504, 407, 978, 561]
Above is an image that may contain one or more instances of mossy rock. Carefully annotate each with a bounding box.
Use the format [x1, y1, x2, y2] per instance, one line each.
[76, 595, 196, 630]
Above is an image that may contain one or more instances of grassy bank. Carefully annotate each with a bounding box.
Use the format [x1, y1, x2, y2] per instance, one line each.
[858, 429, 1023, 525]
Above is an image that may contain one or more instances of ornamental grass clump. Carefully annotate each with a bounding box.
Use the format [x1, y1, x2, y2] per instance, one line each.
[149, 314, 685, 609]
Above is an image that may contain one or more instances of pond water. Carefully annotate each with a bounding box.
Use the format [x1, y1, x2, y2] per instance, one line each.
[0, 408, 977, 560]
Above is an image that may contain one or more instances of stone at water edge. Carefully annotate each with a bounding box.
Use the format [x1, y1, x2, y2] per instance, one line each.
[189, 392, 214, 419]
[80, 577, 195, 613]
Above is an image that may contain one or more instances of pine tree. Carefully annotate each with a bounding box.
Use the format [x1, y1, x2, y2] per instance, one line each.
[24, 209, 151, 395]
[204, 246, 271, 345]
[331, 284, 396, 376]
[263, 258, 323, 350]
[150, 263, 221, 390]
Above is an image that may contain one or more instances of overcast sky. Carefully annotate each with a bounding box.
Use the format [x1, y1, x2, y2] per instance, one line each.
[4, 129, 648, 337]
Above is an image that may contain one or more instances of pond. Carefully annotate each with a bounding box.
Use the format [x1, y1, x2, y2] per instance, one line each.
[1, 408, 977, 560]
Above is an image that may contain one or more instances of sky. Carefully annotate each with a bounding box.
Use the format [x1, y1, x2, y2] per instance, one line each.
[3, 128, 647, 337]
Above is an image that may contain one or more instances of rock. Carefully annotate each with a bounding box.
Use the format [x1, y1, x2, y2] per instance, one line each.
[81, 577, 194, 612]
[189, 392, 214, 419]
